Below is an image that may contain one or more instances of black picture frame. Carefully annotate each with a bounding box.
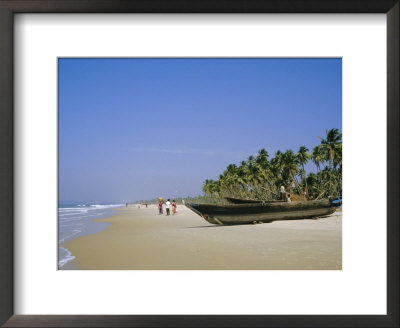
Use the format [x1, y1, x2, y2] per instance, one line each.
[0, 1, 398, 327]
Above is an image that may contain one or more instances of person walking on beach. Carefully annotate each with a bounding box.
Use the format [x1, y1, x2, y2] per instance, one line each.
[165, 199, 171, 216]
[172, 200, 177, 215]
[158, 200, 163, 215]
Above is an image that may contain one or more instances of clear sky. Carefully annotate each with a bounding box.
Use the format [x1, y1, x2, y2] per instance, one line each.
[59, 58, 341, 204]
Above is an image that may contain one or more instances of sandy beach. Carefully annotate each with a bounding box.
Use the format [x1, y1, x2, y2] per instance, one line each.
[62, 203, 342, 270]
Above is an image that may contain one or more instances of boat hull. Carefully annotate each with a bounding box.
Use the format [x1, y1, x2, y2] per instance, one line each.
[186, 199, 336, 225]
[225, 197, 264, 204]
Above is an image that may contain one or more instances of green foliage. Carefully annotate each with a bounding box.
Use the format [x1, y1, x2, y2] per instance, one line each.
[202, 128, 342, 201]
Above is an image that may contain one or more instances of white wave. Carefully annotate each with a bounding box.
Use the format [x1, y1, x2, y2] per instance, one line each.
[59, 229, 82, 244]
[59, 223, 84, 228]
[59, 211, 89, 217]
[59, 204, 122, 212]
[59, 213, 105, 221]
[89, 204, 123, 208]
[59, 209, 89, 214]
[58, 247, 76, 268]
[58, 204, 117, 248]
[59, 217, 89, 222]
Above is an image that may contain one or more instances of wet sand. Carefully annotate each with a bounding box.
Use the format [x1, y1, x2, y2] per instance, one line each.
[62, 204, 342, 270]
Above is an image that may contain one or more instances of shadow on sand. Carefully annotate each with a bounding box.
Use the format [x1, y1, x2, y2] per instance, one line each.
[184, 222, 272, 229]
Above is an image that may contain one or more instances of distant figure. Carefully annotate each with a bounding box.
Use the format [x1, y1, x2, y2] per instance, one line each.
[145, 203, 148, 208]
[182, 199, 185, 205]
[303, 185, 307, 200]
[165, 199, 171, 216]
[172, 200, 177, 215]
[280, 186, 285, 200]
[287, 194, 292, 202]
[158, 200, 163, 215]
[126, 203, 128, 207]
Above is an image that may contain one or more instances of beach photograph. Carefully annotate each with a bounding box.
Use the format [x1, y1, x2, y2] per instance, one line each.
[58, 58, 342, 270]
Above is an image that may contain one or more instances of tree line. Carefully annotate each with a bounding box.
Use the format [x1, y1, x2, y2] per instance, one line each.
[202, 128, 342, 201]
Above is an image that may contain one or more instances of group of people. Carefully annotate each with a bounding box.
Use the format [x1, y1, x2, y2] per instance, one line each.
[158, 198, 177, 216]
[280, 180, 308, 202]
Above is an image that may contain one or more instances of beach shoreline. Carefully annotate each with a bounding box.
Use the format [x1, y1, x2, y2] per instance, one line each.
[61, 203, 342, 270]
[58, 205, 123, 269]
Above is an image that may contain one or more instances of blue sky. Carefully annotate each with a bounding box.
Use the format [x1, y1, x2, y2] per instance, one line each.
[58, 58, 341, 203]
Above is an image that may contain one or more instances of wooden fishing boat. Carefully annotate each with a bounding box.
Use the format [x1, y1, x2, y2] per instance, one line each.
[186, 199, 336, 225]
[225, 197, 282, 204]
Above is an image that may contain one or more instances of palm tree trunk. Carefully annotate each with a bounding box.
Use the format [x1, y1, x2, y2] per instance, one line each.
[302, 164, 308, 200]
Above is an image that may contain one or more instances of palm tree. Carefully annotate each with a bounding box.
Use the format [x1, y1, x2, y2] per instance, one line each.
[305, 173, 318, 199]
[319, 167, 337, 198]
[256, 148, 269, 168]
[244, 155, 259, 198]
[270, 150, 283, 187]
[202, 179, 211, 195]
[217, 174, 227, 197]
[297, 146, 309, 169]
[203, 128, 342, 203]
[224, 164, 239, 196]
[202, 179, 219, 197]
[318, 129, 342, 198]
[297, 146, 310, 197]
[281, 150, 298, 186]
[311, 145, 324, 174]
[235, 161, 250, 197]
[319, 128, 342, 169]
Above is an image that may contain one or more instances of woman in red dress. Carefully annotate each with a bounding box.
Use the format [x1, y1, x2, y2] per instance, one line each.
[158, 200, 163, 214]
[172, 200, 177, 215]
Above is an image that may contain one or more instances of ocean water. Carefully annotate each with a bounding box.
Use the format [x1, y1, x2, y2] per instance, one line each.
[58, 204, 123, 268]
